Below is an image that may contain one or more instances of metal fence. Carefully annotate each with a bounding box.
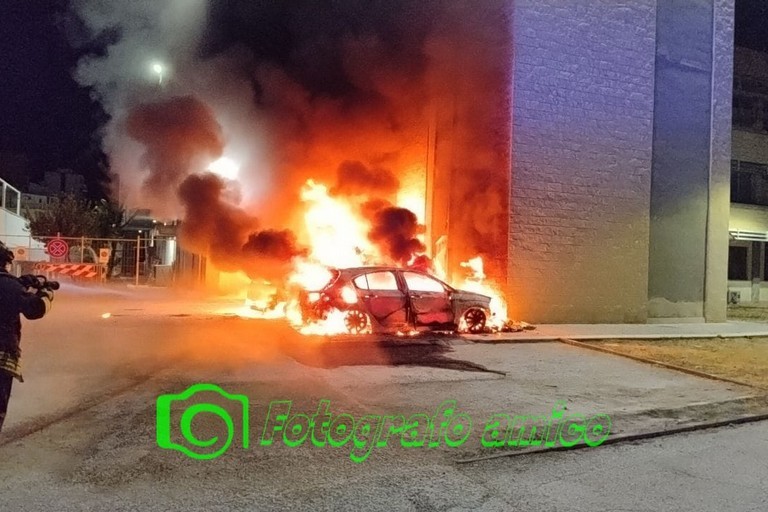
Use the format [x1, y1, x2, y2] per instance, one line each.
[1, 234, 188, 286]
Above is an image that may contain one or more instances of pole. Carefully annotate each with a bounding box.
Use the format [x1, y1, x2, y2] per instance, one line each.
[80, 236, 84, 263]
[135, 235, 141, 286]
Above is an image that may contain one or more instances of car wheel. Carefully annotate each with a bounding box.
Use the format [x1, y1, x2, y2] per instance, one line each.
[344, 309, 369, 334]
[462, 308, 487, 334]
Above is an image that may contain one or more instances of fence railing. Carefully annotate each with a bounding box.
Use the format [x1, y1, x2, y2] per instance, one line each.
[2, 234, 182, 286]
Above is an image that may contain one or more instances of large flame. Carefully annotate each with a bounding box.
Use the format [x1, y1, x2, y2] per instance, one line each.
[457, 256, 508, 330]
[219, 175, 509, 335]
[300, 180, 376, 267]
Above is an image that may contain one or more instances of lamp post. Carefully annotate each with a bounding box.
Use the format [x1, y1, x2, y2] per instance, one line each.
[151, 62, 165, 86]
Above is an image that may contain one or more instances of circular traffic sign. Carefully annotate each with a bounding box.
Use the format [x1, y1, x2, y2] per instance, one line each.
[47, 238, 69, 258]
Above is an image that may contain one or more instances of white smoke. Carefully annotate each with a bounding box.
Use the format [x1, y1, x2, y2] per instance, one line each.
[71, 0, 215, 214]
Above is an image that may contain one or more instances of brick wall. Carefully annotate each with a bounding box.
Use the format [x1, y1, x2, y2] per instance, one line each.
[508, 1, 657, 322]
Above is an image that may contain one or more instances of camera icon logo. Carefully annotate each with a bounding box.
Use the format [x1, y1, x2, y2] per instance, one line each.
[156, 383, 250, 460]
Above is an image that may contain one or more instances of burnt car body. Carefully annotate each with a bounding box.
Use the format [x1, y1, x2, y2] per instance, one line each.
[300, 266, 491, 334]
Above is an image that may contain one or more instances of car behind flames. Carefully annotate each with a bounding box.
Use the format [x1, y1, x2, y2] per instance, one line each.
[300, 266, 491, 334]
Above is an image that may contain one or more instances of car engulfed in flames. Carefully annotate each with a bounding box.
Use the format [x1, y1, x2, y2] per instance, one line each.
[227, 178, 514, 336]
[297, 266, 491, 335]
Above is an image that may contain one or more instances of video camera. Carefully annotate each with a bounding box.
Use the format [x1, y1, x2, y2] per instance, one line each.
[18, 274, 60, 292]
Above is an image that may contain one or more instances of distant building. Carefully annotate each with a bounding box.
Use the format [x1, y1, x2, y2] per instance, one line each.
[28, 169, 87, 197]
[20, 193, 57, 220]
[64, 173, 87, 195]
[43, 171, 62, 196]
[727, 47, 768, 304]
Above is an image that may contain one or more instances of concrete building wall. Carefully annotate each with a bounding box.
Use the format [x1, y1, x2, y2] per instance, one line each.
[704, 0, 733, 322]
[508, 0, 657, 322]
[730, 204, 768, 232]
[0, 209, 29, 247]
[647, 0, 732, 322]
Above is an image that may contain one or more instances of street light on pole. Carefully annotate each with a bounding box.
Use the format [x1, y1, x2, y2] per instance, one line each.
[151, 61, 165, 86]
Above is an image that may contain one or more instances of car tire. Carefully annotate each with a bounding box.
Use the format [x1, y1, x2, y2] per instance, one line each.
[462, 308, 487, 334]
[344, 309, 369, 334]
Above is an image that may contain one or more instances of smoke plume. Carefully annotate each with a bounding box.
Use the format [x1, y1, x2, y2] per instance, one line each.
[364, 200, 426, 266]
[331, 161, 400, 198]
[177, 173, 305, 282]
[125, 95, 224, 210]
[68, 0, 512, 282]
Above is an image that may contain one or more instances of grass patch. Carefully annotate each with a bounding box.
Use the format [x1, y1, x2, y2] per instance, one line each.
[583, 337, 768, 389]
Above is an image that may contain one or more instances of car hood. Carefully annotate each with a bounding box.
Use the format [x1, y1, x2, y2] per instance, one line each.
[451, 289, 492, 304]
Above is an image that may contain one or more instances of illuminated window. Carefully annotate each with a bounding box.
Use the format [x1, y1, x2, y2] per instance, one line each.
[402, 272, 446, 293]
[364, 271, 399, 291]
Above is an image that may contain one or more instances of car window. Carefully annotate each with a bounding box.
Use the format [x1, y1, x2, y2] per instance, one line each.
[352, 275, 369, 290]
[403, 272, 446, 293]
[365, 271, 399, 291]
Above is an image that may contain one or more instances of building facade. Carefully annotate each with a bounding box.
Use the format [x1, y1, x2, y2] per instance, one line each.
[502, 0, 733, 323]
[727, 47, 768, 303]
[20, 193, 58, 220]
[0, 178, 46, 260]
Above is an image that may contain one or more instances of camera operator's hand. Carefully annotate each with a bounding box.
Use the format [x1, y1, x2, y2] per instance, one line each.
[18, 274, 37, 289]
[36, 289, 54, 302]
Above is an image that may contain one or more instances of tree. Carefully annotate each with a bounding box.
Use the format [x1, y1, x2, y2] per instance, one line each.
[93, 199, 134, 238]
[27, 196, 135, 279]
[27, 194, 98, 239]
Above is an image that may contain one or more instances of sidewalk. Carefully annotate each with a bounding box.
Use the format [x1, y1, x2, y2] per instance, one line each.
[469, 320, 768, 341]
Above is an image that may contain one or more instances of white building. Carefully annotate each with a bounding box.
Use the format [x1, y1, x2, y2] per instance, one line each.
[0, 178, 45, 261]
[727, 47, 768, 304]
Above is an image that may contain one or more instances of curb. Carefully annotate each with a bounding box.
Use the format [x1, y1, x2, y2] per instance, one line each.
[456, 411, 768, 464]
[468, 332, 768, 342]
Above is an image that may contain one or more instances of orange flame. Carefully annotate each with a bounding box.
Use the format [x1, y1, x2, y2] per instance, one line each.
[458, 256, 508, 330]
[225, 175, 509, 335]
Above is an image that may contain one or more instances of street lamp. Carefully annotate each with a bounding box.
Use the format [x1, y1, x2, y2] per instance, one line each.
[150, 61, 165, 86]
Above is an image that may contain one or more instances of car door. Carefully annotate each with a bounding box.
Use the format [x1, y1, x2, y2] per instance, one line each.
[401, 271, 455, 327]
[353, 271, 408, 328]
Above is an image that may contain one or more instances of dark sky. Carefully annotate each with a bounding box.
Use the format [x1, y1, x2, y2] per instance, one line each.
[0, 0, 106, 195]
[0, 0, 766, 198]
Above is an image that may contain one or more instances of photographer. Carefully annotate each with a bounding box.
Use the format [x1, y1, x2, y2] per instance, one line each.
[0, 242, 53, 432]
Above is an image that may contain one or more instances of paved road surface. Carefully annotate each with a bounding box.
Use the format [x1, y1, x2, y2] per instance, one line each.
[0, 287, 765, 511]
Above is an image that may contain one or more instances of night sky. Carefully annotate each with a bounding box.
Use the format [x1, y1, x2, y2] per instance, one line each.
[0, 0, 766, 199]
[0, 0, 106, 195]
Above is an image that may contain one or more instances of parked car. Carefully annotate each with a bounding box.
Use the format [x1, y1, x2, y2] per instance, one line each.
[300, 266, 491, 334]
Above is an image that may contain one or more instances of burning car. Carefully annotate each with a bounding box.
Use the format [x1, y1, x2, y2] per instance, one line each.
[299, 266, 491, 334]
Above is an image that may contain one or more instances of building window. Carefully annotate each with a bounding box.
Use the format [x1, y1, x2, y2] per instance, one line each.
[731, 160, 768, 206]
[3, 186, 19, 213]
[731, 168, 753, 203]
[728, 245, 749, 280]
[359, 271, 399, 291]
[402, 272, 447, 293]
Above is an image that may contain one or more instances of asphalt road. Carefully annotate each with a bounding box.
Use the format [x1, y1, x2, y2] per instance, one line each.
[0, 286, 765, 511]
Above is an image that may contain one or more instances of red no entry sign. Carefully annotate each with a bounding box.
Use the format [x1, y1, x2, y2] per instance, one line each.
[47, 238, 69, 258]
